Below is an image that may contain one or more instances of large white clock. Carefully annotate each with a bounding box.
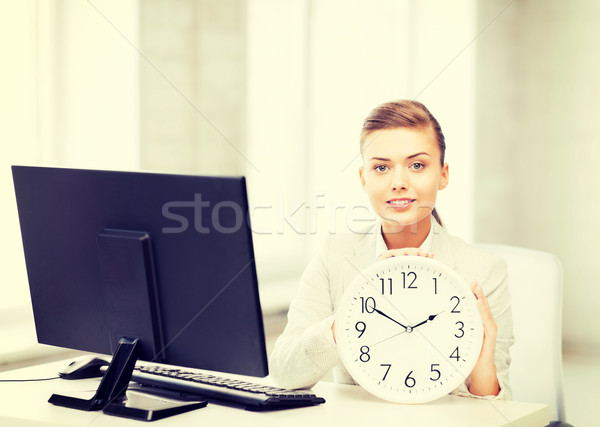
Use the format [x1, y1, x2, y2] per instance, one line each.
[335, 256, 483, 404]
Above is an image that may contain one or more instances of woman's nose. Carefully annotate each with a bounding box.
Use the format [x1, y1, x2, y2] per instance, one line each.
[391, 169, 408, 191]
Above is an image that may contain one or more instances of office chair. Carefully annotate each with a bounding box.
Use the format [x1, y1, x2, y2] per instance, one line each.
[477, 244, 573, 427]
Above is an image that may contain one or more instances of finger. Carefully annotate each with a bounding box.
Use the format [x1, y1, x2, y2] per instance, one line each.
[471, 281, 489, 306]
[476, 284, 492, 312]
[379, 249, 403, 259]
[470, 280, 480, 299]
[478, 298, 495, 326]
[396, 248, 433, 257]
[468, 282, 497, 365]
[470, 281, 494, 321]
[331, 320, 336, 343]
[378, 248, 435, 261]
[378, 250, 403, 260]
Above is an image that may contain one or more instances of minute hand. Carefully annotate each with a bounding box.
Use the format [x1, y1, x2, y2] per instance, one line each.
[372, 308, 408, 330]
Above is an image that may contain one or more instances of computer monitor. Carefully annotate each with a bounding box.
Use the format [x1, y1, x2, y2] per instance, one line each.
[12, 165, 268, 419]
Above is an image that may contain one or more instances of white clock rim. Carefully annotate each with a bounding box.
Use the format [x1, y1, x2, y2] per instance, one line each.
[335, 256, 484, 404]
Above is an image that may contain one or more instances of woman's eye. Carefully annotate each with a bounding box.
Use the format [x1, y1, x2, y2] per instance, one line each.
[375, 165, 388, 172]
[411, 162, 425, 171]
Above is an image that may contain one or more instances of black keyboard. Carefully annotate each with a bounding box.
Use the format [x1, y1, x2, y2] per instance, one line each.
[129, 365, 325, 411]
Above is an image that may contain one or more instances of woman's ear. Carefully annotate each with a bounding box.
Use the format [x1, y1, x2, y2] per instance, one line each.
[439, 162, 449, 190]
[359, 166, 366, 189]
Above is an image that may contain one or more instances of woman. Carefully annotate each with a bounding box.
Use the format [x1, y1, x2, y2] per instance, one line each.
[269, 100, 514, 399]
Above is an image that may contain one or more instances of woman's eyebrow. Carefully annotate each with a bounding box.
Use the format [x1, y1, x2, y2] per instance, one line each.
[368, 156, 392, 162]
[407, 152, 431, 159]
[368, 152, 431, 162]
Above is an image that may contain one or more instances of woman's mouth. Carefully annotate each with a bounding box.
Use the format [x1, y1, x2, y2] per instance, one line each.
[387, 198, 415, 209]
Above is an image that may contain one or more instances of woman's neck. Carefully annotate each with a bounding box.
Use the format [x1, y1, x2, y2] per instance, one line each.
[381, 215, 432, 250]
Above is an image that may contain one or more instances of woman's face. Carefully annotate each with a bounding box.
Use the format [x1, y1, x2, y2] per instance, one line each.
[359, 127, 449, 232]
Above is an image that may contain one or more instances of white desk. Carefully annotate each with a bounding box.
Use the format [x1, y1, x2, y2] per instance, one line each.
[0, 360, 549, 427]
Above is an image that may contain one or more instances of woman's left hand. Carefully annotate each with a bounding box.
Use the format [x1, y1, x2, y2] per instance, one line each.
[468, 280, 500, 396]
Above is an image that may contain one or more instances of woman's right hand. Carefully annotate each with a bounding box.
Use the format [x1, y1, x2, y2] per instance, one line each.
[378, 248, 434, 261]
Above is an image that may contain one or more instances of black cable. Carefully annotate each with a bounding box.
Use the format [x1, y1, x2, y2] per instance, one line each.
[0, 376, 60, 382]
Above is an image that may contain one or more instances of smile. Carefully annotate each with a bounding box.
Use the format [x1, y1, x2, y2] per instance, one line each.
[387, 199, 415, 208]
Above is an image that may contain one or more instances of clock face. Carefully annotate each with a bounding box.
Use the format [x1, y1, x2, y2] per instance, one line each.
[335, 256, 483, 404]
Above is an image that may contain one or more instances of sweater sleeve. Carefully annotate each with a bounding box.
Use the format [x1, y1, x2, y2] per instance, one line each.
[268, 237, 342, 389]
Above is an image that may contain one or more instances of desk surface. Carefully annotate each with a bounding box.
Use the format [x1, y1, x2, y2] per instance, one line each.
[0, 360, 548, 427]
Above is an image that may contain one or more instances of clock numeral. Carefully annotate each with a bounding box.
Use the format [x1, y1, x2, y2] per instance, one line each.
[380, 277, 393, 295]
[404, 371, 416, 388]
[433, 277, 438, 295]
[455, 321, 465, 338]
[360, 297, 376, 314]
[380, 363, 391, 381]
[430, 364, 441, 381]
[401, 272, 418, 289]
[450, 296, 461, 313]
[359, 346, 370, 362]
[355, 321, 366, 338]
[450, 346, 460, 361]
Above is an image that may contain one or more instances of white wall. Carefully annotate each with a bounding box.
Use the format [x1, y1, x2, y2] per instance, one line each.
[0, 1, 39, 312]
[2, 0, 483, 355]
[246, 0, 309, 281]
[475, 0, 600, 351]
[246, 0, 477, 278]
[0, 0, 139, 314]
[1, 0, 478, 308]
[305, 0, 476, 252]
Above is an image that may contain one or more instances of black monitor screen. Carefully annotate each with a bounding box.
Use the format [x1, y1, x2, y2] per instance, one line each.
[12, 165, 268, 378]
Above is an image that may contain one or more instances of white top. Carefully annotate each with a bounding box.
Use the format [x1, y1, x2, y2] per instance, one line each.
[269, 217, 514, 400]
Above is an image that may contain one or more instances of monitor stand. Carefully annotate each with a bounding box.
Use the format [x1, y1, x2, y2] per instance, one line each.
[48, 337, 206, 421]
[48, 229, 207, 421]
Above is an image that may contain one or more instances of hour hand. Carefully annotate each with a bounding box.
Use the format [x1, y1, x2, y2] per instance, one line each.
[371, 307, 408, 330]
[411, 311, 444, 330]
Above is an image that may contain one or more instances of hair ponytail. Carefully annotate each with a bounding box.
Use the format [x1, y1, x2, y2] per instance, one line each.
[432, 208, 443, 228]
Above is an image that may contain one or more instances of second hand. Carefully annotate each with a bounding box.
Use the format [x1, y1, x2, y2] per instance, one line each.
[369, 329, 408, 349]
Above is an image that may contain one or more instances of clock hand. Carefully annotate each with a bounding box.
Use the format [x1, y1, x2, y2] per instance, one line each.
[371, 307, 409, 330]
[370, 329, 407, 348]
[410, 311, 444, 330]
